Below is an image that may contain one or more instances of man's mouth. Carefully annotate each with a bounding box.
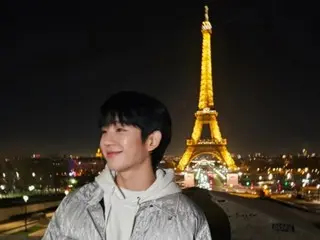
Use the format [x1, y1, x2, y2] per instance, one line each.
[106, 151, 122, 159]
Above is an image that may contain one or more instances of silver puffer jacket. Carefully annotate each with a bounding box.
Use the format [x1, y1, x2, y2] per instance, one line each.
[42, 182, 212, 240]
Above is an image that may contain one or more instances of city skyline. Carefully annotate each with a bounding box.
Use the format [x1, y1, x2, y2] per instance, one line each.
[1, 1, 319, 157]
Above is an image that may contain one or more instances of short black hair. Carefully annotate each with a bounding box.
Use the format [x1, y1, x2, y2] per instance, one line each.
[99, 91, 172, 170]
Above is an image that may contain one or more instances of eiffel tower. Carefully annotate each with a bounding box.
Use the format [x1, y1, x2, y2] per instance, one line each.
[176, 6, 236, 172]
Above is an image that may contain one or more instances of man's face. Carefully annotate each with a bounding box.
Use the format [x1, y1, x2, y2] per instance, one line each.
[100, 123, 150, 172]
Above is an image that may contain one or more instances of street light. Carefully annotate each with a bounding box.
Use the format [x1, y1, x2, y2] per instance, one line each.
[28, 185, 35, 192]
[22, 195, 29, 232]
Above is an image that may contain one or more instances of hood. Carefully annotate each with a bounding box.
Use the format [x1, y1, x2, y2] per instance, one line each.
[139, 168, 181, 203]
[95, 165, 181, 203]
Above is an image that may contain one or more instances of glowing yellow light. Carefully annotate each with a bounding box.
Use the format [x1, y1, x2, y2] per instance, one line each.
[96, 148, 102, 158]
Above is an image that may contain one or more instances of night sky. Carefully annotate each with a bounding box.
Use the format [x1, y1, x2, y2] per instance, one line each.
[1, 0, 319, 157]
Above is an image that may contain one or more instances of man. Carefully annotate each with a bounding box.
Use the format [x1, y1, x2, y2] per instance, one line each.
[42, 91, 211, 240]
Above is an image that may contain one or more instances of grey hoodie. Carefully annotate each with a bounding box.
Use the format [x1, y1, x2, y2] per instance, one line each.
[95, 167, 182, 239]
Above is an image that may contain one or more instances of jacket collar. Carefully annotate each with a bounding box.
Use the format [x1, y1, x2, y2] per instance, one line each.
[78, 181, 104, 205]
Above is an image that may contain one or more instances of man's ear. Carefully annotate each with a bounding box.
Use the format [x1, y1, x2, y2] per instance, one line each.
[146, 130, 162, 152]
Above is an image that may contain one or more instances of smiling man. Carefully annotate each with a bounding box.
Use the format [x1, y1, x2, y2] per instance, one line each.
[42, 91, 211, 240]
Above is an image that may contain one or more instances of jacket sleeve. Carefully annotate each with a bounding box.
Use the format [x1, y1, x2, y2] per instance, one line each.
[42, 195, 74, 240]
[195, 215, 212, 240]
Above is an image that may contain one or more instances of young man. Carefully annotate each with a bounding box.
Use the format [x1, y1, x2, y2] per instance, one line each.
[43, 91, 212, 240]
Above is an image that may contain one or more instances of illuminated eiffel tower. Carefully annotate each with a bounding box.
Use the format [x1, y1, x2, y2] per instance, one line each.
[176, 6, 236, 172]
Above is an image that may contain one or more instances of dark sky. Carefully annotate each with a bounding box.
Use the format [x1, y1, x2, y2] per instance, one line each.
[1, 0, 319, 157]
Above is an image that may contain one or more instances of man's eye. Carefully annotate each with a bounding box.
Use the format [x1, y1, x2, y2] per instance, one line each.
[116, 128, 126, 132]
[101, 130, 107, 134]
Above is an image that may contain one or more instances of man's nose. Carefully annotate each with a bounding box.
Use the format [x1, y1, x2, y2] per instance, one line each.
[101, 132, 115, 145]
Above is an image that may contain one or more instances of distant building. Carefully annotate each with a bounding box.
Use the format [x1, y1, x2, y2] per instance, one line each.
[71, 156, 105, 177]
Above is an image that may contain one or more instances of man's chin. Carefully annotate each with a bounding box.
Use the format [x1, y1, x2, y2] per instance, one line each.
[106, 163, 128, 173]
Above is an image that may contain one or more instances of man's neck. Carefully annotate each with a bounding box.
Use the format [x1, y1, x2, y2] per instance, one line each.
[115, 161, 156, 191]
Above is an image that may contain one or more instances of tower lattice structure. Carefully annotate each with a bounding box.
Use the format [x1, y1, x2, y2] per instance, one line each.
[176, 6, 236, 172]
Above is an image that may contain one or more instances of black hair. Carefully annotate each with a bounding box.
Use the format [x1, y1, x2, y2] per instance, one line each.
[99, 91, 172, 170]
